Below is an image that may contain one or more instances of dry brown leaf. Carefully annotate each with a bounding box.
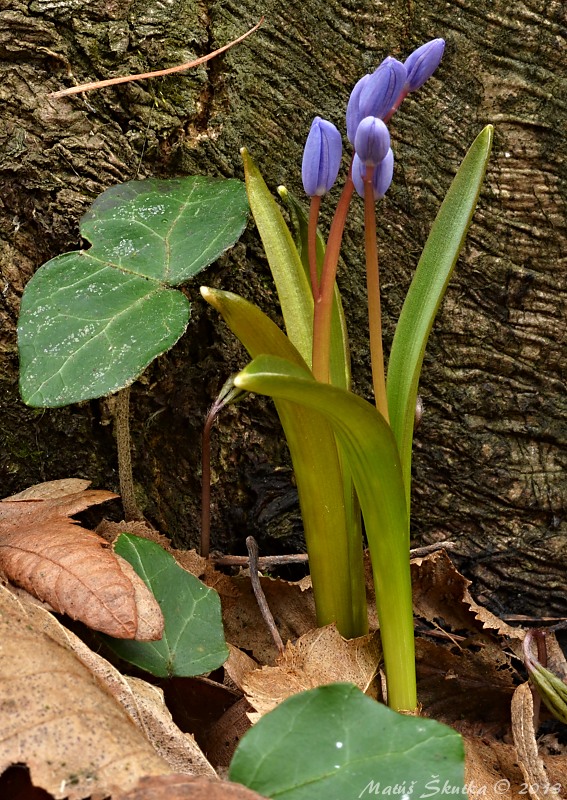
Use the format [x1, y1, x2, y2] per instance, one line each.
[6, 582, 215, 778]
[512, 683, 553, 800]
[242, 625, 381, 721]
[224, 644, 259, 691]
[0, 582, 171, 800]
[464, 735, 524, 799]
[6, 477, 92, 500]
[221, 573, 317, 664]
[96, 518, 175, 549]
[416, 636, 517, 728]
[411, 549, 523, 639]
[464, 732, 567, 799]
[204, 698, 254, 770]
[0, 485, 163, 639]
[114, 773, 267, 800]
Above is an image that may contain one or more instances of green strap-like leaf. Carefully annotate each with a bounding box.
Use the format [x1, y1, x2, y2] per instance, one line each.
[201, 287, 367, 639]
[387, 126, 493, 509]
[234, 355, 416, 712]
[18, 176, 248, 406]
[241, 149, 314, 366]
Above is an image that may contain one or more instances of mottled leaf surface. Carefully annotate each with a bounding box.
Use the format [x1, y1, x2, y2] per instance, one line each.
[18, 177, 248, 406]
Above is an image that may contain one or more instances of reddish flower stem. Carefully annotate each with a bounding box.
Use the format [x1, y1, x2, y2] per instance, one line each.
[312, 172, 355, 382]
[308, 195, 322, 296]
[363, 165, 389, 421]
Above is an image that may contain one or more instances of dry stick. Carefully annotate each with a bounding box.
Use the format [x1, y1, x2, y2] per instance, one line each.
[49, 18, 264, 98]
[214, 553, 309, 567]
[114, 386, 144, 521]
[409, 540, 456, 558]
[246, 536, 285, 655]
[214, 541, 454, 568]
[200, 405, 216, 559]
[201, 380, 247, 558]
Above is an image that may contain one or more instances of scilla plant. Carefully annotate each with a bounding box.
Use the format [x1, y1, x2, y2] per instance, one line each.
[202, 39, 493, 713]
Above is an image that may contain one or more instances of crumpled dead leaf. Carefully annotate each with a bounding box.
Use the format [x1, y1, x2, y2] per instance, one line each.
[114, 773, 268, 799]
[220, 573, 317, 665]
[0, 582, 172, 800]
[6, 581, 215, 778]
[241, 624, 381, 722]
[0, 479, 163, 639]
[512, 683, 552, 800]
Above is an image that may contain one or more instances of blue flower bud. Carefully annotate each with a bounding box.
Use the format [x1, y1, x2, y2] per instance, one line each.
[301, 116, 343, 197]
[346, 74, 371, 145]
[404, 38, 445, 92]
[354, 117, 390, 166]
[352, 149, 394, 201]
[346, 57, 407, 143]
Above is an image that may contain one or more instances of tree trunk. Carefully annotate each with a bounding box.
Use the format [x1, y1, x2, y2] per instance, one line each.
[0, 0, 565, 618]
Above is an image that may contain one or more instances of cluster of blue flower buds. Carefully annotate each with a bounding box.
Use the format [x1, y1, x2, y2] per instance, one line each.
[301, 39, 445, 201]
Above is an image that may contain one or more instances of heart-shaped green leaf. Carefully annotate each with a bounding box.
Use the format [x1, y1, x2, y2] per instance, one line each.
[105, 533, 228, 677]
[18, 176, 248, 407]
[229, 684, 464, 799]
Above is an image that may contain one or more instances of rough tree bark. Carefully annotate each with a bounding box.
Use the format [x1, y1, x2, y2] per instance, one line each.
[0, 0, 565, 617]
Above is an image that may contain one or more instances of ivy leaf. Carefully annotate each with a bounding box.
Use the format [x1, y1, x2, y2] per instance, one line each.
[229, 683, 464, 799]
[105, 534, 229, 678]
[18, 176, 248, 407]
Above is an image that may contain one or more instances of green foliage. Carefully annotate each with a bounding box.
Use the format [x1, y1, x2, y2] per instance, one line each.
[18, 176, 248, 407]
[209, 130, 492, 710]
[387, 126, 494, 510]
[201, 288, 367, 639]
[106, 534, 228, 677]
[234, 354, 414, 711]
[229, 683, 465, 799]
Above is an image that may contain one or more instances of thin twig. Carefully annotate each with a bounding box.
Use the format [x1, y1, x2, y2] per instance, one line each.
[409, 540, 456, 558]
[200, 406, 215, 559]
[246, 536, 285, 655]
[200, 379, 248, 558]
[114, 386, 144, 521]
[213, 553, 309, 568]
[215, 541, 454, 567]
[49, 19, 263, 98]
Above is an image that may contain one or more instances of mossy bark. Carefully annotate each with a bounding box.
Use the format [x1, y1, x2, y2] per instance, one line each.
[0, 0, 565, 617]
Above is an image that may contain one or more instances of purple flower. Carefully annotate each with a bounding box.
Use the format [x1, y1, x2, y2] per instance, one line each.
[352, 149, 394, 201]
[346, 57, 407, 143]
[354, 117, 390, 166]
[404, 38, 445, 92]
[301, 116, 343, 197]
